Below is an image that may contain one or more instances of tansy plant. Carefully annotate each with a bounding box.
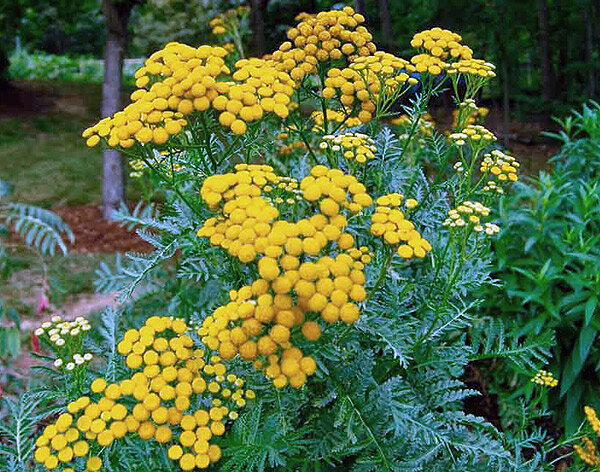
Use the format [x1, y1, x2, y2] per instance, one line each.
[2, 8, 561, 472]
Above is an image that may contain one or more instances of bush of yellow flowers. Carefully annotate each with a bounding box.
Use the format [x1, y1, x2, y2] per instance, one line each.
[2, 7, 566, 472]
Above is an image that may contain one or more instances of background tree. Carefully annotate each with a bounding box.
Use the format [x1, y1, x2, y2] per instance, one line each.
[101, 0, 142, 220]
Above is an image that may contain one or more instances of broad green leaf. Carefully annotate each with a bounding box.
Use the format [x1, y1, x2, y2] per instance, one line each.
[585, 296, 598, 326]
[560, 326, 597, 397]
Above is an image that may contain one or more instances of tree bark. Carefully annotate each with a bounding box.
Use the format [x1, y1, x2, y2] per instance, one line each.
[583, 6, 595, 97]
[354, 0, 366, 15]
[250, 0, 268, 57]
[379, 0, 393, 51]
[101, 0, 136, 220]
[537, 0, 554, 100]
[0, 46, 9, 85]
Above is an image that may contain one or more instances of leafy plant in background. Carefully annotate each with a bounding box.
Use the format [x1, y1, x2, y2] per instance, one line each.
[1, 7, 572, 472]
[8, 49, 142, 83]
[0, 178, 73, 361]
[481, 100, 600, 434]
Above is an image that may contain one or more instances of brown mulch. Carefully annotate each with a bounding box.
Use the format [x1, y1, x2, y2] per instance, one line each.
[53, 204, 153, 253]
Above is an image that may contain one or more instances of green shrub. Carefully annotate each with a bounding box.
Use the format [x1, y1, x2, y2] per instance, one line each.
[8, 49, 142, 83]
[482, 101, 600, 434]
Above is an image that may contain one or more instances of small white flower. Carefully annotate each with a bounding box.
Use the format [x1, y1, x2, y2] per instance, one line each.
[331, 145, 341, 151]
[60, 329, 69, 335]
[55, 338, 65, 346]
[319, 142, 328, 149]
[81, 324, 91, 331]
[49, 328, 59, 336]
[75, 357, 85, 365]
[35, 328, 44, 336]
[41, 321, 52, 328]
[50, 334, 60, 341]
[84, 353, 93, 361]
[51, 315, 62, 323]
[70, 329, 80, 336]
[75, 316, 85, 322]
[66, 362, 75, 371]
[54, 359, 63, 367]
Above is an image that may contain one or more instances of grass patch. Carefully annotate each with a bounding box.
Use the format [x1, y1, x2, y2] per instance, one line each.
[0, 80, 138, 206]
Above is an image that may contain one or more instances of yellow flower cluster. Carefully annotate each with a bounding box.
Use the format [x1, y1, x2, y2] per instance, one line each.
[220, 57, 296, 131]
[391, 113, 436, 138]
[410, 53, 448, 75]
[530, 369, 558, 387]
[83, 43, 229, 147]
[294, 12, 316, 22]
[575, 407, 600, 467]
[319, 133, 376, 163]
[272, 6, 376, 82]
[410, 27, 473, 60]
[34, 316, 253, 472]
[196, 164, 375, 387]
[575, 436, 600, 468]
[448, 58, 496, 78]
[129, 153, 185, 179]
[278, 140, 306, 155]
[451, 99, 489, 129]
[209, 6, 250, 35]
[370, 194, 432, 258]
[449, 124, 496, 147]
[443, 201, 499, 235]
[322, 52, 417, 122]
[481, 150, 520, 191]
[311, 108, 362, 132]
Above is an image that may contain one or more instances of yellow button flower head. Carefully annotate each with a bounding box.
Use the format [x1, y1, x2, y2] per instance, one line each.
[310, 108, 362, 132]
[209, 6, 249, 36]
[82, 42, 229, 148]
[370, 194, 431, 259]
[448, 58, 496, 78]
[410, 27, 473, 60]
[530, 369, 558, 387]
[480, 149, 520, 192]
[410, 53, 449, 76]
[443, 201, 499, 236]
[320, 133, 377, 164]
[322, 52, 417, 123]
[216, 57, 296, 133]
[391, 113, 436, 138]
[574, 407, 600, 467]
[271, 7, 376, 83]
[450, 124, 496, 148]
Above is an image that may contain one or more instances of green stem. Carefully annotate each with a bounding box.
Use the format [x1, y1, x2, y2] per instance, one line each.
[139, 151, 203, 220]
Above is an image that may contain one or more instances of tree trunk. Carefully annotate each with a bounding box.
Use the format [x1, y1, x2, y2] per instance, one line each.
[379, 0, 393, 51]
[583, 6, 595, 97]
[101, 0, 136, 220]
[537, 0, 554, 100]
[250, 0, 268, 57]
[0, 46, 10, 85]
[354, 0, 366, 15]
